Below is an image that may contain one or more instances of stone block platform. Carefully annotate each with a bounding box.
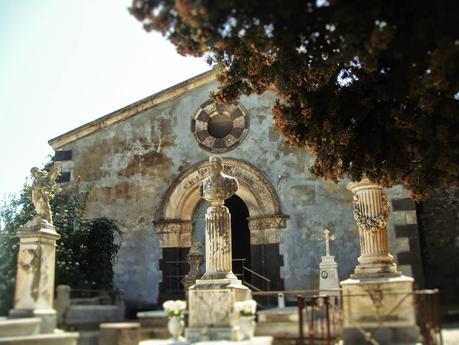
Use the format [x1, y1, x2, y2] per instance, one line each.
[0, 317, 40, 338]
[137, 310, 169, 340]
[0, 331, 78, 345]
[0, 317, 77, 345]
[140, 336, 273, 345]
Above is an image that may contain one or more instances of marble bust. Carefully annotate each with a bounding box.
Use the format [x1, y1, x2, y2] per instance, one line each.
[199, 156, 238, 206]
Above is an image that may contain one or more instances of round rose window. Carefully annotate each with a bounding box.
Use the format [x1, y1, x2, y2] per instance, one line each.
[191, 100, 249, 153]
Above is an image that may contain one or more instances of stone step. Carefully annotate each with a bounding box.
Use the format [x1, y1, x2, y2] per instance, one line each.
[139, 326, 170, 340]
[137, 310, 168, 327]
[0, 318, 41, 338]
[76, 331, 99, 345]
[255, 322, 298, 339]
[0, 331, 78, 345]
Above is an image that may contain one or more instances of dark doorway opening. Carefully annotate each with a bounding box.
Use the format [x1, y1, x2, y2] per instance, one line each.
[158, 247, 189, 303]
[225, 194, 251, 276]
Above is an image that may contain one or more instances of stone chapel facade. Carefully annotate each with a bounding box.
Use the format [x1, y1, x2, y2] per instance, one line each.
[48, 70, 424, 310]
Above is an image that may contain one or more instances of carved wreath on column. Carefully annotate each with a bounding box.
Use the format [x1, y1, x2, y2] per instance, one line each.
[352, 194, 390, 233]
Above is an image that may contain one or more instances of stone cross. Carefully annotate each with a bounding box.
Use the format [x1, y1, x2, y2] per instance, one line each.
[319, 229, 336, 257]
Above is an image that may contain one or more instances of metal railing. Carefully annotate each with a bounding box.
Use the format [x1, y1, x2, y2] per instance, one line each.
[295, 289, 443, 345]
[297, 294, 342, 345]
[163, 258, 271, 293]
[415, 289, 443, 345]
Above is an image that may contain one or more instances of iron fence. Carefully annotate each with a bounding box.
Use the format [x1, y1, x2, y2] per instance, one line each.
[295, 289, 442, 345]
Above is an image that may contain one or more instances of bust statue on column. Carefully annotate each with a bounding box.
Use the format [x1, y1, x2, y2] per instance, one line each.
[186, 156, 251, 341]
[199, 156, 238, 206]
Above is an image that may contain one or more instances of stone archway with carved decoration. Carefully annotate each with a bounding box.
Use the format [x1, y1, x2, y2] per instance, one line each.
[154, 158, 289, 248]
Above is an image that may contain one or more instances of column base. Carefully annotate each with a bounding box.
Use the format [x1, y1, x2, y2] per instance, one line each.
[200, 271, 238, 281]
[9, 308, 57, 334]
[351, 262, 401, 279]
[187, 281, 251, 341]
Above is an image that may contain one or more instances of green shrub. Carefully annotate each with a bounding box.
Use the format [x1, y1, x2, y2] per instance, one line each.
[0, 167, 121, 314]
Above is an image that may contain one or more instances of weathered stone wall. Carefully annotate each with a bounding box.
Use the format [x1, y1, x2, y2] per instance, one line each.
[56, 78, 423, 307]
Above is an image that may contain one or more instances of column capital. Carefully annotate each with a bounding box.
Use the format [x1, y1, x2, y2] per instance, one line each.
[347, 179, 390, 233]
[347, 178, 383, 193]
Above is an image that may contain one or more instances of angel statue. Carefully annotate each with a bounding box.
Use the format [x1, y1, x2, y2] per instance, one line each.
[25, 164, 61, 228]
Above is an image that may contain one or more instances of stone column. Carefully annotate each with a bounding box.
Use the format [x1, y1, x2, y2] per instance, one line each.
[341, 179, 418, 345]
[347, 178, 400, 278]
[10, 225, 60, 333]
[202, 204, 237, 280]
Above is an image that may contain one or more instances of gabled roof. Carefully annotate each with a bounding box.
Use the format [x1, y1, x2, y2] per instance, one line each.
[49, 69, 217, 150]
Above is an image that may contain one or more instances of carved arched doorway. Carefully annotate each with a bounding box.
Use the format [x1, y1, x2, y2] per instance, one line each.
[155, 159, 288, 301]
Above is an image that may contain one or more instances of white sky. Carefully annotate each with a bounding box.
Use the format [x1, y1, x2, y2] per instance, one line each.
[0, 0, 210, 200]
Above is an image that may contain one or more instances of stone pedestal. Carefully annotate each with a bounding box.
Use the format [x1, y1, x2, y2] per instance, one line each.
[341, 276, 418, 345]
[186, 204, 251, 341]
[187, 282, 251, 341]
[319, 255, 340, 295]
[9, 225, 60, 334]
[340, 179, 418, 345]
[99, 322, 140, 345]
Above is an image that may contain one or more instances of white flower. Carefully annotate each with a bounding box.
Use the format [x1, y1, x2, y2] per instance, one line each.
[163, 300, 186, 318]
[235, 300, 257, 316]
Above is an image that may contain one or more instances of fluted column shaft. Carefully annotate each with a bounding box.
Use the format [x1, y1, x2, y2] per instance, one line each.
[347, 179, 400, 278]
[205, 205, 232, 274]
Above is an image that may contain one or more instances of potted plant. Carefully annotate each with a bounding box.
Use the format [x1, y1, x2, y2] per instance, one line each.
[235, 299, 257, 339]
[163, 300, 186, 340]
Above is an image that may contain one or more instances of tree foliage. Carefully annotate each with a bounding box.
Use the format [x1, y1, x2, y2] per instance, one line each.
[417, 188, 459, 305]
[130, 0, 459, 199]
[0, 166, 121, 314]
[0, 183, 33, 315]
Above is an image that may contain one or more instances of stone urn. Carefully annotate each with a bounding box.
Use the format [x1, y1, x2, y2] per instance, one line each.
[168, 316, 185, 341]
[239, 315, 256, 340]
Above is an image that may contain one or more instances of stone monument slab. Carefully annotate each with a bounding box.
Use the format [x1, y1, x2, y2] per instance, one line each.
[9, 226, 60, 333]
[318, 229, 340, 294]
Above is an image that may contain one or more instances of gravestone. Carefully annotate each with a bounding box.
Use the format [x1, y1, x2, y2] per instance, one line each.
[318, 229, 340, 295]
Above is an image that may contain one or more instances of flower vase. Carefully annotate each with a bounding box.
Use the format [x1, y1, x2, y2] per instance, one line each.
[239, 315, 256, 340]
[168, 316, 184, 341]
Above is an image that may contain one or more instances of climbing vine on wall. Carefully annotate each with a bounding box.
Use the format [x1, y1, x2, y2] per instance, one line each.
[0, 162, 121, 315]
